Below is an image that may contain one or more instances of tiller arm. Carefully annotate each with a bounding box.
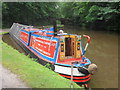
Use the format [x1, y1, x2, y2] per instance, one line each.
[82, 35, 90, 56]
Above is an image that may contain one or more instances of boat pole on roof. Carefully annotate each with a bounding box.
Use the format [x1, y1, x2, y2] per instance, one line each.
[70, 62, 74, 88]
[70, 61, 80, 88]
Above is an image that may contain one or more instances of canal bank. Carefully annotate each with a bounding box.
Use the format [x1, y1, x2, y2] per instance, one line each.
[1, 38, 80, 88]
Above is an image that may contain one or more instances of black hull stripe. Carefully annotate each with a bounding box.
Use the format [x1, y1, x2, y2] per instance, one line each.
[64, 77, 90, 80]
[57, 72, 90, 77]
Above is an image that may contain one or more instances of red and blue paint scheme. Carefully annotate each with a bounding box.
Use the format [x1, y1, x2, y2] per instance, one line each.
[20, 28, 59, 63]
[10, 23, 93, 85]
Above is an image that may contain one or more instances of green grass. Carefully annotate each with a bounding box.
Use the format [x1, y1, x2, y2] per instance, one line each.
[57, 24, 64, 28]
[1, 40, 82, 88]
[0, 32, 9, 35]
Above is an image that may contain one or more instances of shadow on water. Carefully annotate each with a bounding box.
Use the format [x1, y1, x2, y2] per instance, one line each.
[2, 26, 118, 88]
[2, 33, 27, 54]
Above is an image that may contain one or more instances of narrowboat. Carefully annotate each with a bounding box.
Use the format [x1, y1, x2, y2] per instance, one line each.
[9, 23, 97, 87]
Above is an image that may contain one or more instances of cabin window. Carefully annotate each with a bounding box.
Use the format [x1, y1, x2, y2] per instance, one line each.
[61, 44, 64, 52]
[77, 43, 80, 50]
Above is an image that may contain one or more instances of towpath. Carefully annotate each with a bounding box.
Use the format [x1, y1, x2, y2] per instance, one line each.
[0, 29, 28, 88]
[0, 29, 10, 32]
[0, 64, 28, 89]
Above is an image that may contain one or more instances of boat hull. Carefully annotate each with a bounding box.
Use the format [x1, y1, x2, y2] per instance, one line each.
[9, 32, 91, 84]
[54, 64, 91, 84]
[9, 23, 92, 85]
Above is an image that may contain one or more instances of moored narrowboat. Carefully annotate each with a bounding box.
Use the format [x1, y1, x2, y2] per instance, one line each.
[9, 23, 97, 87]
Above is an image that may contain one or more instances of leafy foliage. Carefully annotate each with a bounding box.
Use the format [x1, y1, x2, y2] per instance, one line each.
[2, 2, 120, 30]
[60, 2, 120, 30]
[2, 2, 58, 27]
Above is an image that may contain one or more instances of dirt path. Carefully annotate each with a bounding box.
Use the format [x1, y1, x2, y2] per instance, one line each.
[0, 65, 28, 89]
[0, 29, 10, 32]
[0, 29, 28, 88]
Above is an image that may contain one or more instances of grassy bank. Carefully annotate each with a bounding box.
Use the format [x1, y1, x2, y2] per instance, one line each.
[0, 32, 9, 35]
[1, 40, 81, 88]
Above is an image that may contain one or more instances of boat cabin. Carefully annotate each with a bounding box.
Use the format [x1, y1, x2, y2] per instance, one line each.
[19, 26, 89, 66]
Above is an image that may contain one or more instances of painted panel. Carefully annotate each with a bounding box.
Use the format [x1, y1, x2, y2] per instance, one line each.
[20, 30, 29, 45]
[30, 34, 59, 62]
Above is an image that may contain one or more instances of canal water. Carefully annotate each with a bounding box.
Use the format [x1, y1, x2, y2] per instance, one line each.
[2, 26, 118, 88]
[64, 26, 118, 88]
[2, 33, 27, 54]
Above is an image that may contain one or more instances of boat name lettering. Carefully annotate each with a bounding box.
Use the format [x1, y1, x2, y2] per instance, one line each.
[36, 47, 50, 56]
[35, 39, 56, 46]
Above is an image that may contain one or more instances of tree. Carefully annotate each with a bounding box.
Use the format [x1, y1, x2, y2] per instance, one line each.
[59, 2, 120, 31]
[2, 2, 58, 27]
